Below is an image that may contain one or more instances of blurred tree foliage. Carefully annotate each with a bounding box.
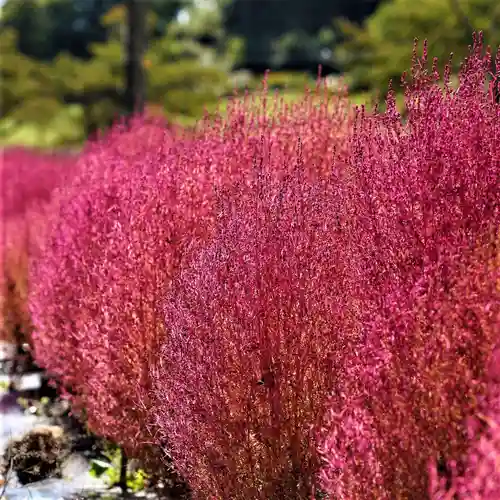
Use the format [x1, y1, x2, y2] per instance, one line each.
[0, 27, 86, 147]
[223, 0, 382, 72]
[0, 0, 185, 60]
[1, 0, 382, 72]
[334, 0, 500, 94]
[0, 0, 243, 144]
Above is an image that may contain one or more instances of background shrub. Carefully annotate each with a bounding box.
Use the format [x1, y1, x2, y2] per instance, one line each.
[0, 148, 77, 352]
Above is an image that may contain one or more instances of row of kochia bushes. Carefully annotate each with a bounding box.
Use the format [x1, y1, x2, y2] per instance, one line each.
[1, 34, 499, 498]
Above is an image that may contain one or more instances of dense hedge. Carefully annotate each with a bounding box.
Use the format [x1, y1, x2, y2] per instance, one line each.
[6, 33, 498, 498]
[28, 90, 352, 467]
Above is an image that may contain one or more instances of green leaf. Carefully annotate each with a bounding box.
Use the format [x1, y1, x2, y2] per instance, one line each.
[89, 459, 113, 478]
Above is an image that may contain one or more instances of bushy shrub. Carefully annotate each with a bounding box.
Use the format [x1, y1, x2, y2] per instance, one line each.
[0, 148, 77, 220]
[152, 160, 358, 499]
[0, 148, 77, 348]
[29, 118, 181, 457]
[28, 91, 352, 469]
[316, 34, 500, 498]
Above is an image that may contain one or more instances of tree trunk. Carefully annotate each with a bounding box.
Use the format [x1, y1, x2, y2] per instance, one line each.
[124, 0, 148, 118]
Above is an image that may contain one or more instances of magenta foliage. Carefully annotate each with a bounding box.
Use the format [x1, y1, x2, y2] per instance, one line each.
[317, 34, 500, 498]
[1, 146, 78, 262]
[0, 146, 78, 268]
[153, 159, 356, 499]
[1, 147, 77, 220]
[28, 92, 351, 462]
[1, 147, 77, 343]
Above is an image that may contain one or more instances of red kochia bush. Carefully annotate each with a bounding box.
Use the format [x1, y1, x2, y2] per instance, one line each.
[1, 147, 77, 220]
[152, 35, 499, 498]
[1, 147, 77, 346]
[29, 118, 180, 456]
[29, 91, 352, 463]
[317, 35, 500, 498]
[153, 160, 357, 499]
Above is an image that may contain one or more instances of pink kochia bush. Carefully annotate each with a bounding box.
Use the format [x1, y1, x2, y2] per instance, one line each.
[152, 35, 500, 498]
[0, 147, 77, 345]
[152, 158, 365, 498]
[316, 36, 500, 498]
[28, 92, 352, 465]
[1, 147, 77, 220]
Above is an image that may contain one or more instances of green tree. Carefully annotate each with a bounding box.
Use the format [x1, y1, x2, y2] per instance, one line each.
[0, 2, 241, 144]
[85, 3, 239, 127]
[0, 0, 112, 60]
[0, 27, 85, 146]
[334, 0, 500, 94]
[0, 0, 188, 61]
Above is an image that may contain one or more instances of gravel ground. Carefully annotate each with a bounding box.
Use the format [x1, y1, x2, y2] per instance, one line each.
[1, 343, 180, 500]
